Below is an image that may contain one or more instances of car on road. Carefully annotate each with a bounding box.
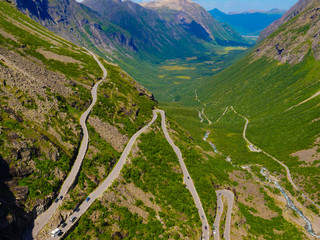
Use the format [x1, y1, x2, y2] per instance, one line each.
[187, 176, 190, 179]
[219, 193, 221, 195]
[54, 198, 59, 203]
[86, 197, 90, 202]
[59, 196, 63, 200]
[61, 222, 67, 228]
[51, 228, 61, 237]
[70, 216, 77, 223]
[213, 225, 216, 234]
[205, 226, 207, 230]
[75, 207, 80, 212]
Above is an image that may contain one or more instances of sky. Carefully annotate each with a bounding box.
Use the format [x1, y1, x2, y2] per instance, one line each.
[131, 0, 299, 13]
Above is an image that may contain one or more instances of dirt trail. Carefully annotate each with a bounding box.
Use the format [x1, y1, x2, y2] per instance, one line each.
[287, 90, 320, 111]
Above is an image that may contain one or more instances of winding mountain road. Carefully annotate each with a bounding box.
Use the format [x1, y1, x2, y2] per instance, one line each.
[230, 106, 261, 152]
[34, 55, 209, 239]
[195, 90, 212, 126]
[213, 190, 234, 240]
[31, 50, 106, 239]
[47, 110, 209, 239]
[49, 111, 158, 240]
[215, 106, 229, 123]
[231, 106, 320, 210]
[156, 110, 210, 240]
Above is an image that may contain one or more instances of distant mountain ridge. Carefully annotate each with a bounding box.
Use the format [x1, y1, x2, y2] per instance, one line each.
[141, 0, 249, 46]
[209, 8, 285, 36]
[16, 0, 249, 63]
[228, 8, 286, 15]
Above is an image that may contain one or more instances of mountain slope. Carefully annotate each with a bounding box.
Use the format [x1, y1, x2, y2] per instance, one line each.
[141, 0, 249, 46]
[0, 1, 157, 239]
[258, 0, 313, 41]
[209, 8, 285, 36]
[15, 0, 139, 55]
[82, 0, 189, 50]
[15, 0, 251, 104]
[254, 0, 320, 64]
[196, 0, 320, 223]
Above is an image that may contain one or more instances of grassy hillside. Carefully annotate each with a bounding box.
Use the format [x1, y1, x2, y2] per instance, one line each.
[65, 117, 202, 239]
[154, 1, 320, 238]
[198, 52, 320, 198]
[0, 1, 156, 238]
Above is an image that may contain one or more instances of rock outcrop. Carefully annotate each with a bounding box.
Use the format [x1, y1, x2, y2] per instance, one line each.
[254, 0, 320, 64]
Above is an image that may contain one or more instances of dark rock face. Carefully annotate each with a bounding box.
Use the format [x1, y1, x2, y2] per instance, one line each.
[16, 0, 53, 21]
[0, 155, 32, 240]
[16, 0, 139, 54]
[182, 20, 212, 42]
[111, 231, 125, 240]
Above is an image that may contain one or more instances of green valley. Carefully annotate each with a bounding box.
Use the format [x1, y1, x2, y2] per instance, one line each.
[1, 0, 320, 239]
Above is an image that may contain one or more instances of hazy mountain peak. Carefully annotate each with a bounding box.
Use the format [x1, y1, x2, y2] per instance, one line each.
[141, 0, 195, 11]
[142, 0, 248, 46]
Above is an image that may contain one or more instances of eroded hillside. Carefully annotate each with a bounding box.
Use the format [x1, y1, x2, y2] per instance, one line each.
[0, 1, 156, 239]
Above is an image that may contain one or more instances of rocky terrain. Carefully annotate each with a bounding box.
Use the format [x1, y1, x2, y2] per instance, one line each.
[0, 1, 156, 239]
[258, 0, 315, 41]
[255, 0, 320, 64]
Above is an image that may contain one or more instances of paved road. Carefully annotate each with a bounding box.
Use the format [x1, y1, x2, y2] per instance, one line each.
[197, 109, 204, 123]
[49, 110, 209, 239]
[231, 106, 320, 210]
[202, 107, 212, 126]
[230, 106, 261, 153]
[215, 106, 229, 123]
[213, 190, 234, 240]
[49, 111, 158, 239]
[156, 109, 210, 240]
[195, 90, 212, 126]
[31, 50, 107, 239]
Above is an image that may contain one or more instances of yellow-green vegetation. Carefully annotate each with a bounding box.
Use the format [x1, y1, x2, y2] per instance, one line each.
[216, 46, 248, 55]
[175, 76, 191, 80]
[160, 65, 195, 71]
